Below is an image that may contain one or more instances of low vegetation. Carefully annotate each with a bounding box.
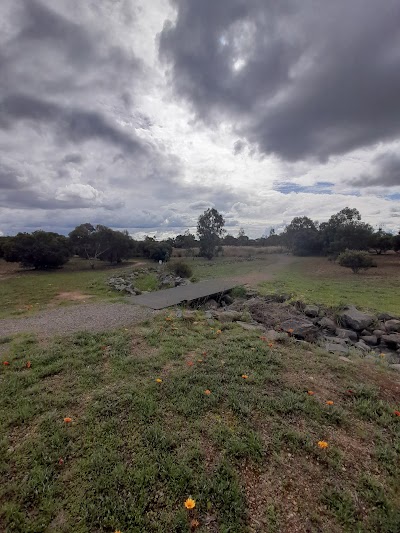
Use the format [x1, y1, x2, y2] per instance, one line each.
[1, 315, 399, 531]
[338, 250, 375, 274]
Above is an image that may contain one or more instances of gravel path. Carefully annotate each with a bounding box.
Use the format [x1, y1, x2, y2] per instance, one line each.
[0, 303, 158, 337]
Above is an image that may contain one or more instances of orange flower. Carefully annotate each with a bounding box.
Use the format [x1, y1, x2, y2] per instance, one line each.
[155, 378, 163, 383]
[184, 498, 196, 509]
[58, 458, 64, 465]
[204, 389, 211, 395]
[394, 410, 400, 417]
[64, 417, 72, 424]
[307, 390, 315, 396]
[326, 400, 334, 405]
[268, 343, 274, 348]
[317, 440, 328, 449]
[190, 518, 200, 529]
[242, 374, 248, 379]
[3, 361, 10, 366]
[187, 361, 194, 367]
[115, 530, 122, 533]
[26, 361, 31, 368]
[202, 351, 207, 356]
[216, 329, 222, 335]
[379, 353, 385, 358]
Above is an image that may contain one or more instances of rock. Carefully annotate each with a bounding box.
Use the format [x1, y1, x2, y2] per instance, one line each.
[205, 299, 219, 310]
[390, 364, 400, 372]
[384, 319, 400, 333]
[133, 288, 142, 295]
[335, 328, 358, 342]
[215, 311, 242, 323]
[245, 289, 259, 299]
[360, 335, 378, 346]
[304, 305, 319, 318]
[338, 356, 353, 363]
[373, 329, 385, 338]
[326, 343, 349, 355]
[204, 311, 213, 319]
[378, 312, 396, 321]
[340, 306, 375, 331]
[381, 334, 400, 349]
[236, 321, 265, 332]
[264, 330, 288, 342]
[318, 317, 337, 332]
[280, 318, 318, 341]
[354, 340, 371, 353]
[221, 294, 234, 305]
[361, 329, 372, 336]
[324, 336, 347, 346]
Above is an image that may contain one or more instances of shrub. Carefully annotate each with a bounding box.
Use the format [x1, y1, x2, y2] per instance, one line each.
[169, 261, 193, 278]
[3, 231, 71, 269]
[337, 250, 374, 274]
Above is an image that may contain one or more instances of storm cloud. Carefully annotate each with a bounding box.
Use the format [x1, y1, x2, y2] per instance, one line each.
[160, 0, 400, 161]
[352, 152, 400, 188]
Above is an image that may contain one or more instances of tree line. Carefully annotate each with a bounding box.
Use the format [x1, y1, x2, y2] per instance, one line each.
[0, 207, 399, 269]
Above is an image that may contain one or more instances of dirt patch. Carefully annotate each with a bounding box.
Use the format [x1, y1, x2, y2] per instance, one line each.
[55, 291, 93, 302]
[246, 300, 302, 329]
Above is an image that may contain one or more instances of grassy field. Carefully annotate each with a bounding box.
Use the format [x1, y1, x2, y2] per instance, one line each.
[260, 254, 400, 315]
[1, 314, 399, 532]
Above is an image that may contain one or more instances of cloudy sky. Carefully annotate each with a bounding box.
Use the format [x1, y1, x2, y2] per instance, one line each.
[1, 0, 399, 238]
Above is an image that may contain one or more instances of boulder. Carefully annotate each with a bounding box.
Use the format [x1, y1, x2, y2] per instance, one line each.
[318, 317, 337, 332]
[304, 305, 319, 318]
[221, 294, 234, 305]
[389, 364, 400, 372]
[340, 306, 375, 331]
[381, 334, 400, 349]
[264, 330, 288, 342]
[205, 299, 219, 310]
[354, 340, 371, 353]
[335, 328, 358, 342]
[360, 335, 378, 346]
[378, 312, 396, 321]
[280, 318, 318, 341]
[326, 343, 349, 355]
[384, 319, 400, 333]
[373, 329, 385, 338]
[214, 311, 242, 323]
[324, 336, 347, 347]
[361, 329, 372, 337]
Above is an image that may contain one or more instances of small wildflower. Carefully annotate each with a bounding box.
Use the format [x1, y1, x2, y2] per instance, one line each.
[155, 378, 163, 383]
[242, 374, 248, 379]
[347, 389, 354, 395]
[26, 361, 31, 368]
[204, 389, 211, 395]
[379, 353, 385, 358]
[202, 351, 207, 356]
[190, 518, 200, 529]
[394, 410, 400, 417]
[216, 329, 222, 335]
[184, 498, 196, 509]
[64, 417, 72, 424]
[317, 440, 328, 449]
[307, 390, 315, 396]
[165, 316, 172, 321]
[3, 361, 10, 366]
[326, 400, 334, 405]
[187, 361, 194, 367]
[58, 458, 64, 465]
[197, 359, 203, 363]
[268, 343, 274, 348]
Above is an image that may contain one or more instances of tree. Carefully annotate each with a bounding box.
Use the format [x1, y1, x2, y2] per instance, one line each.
[337, 250, 374, 274]
[320, 208, 373, 256]
[283, 217, 323, 256]
[197, 208, 225, 259]
[69, 223, 134, 267]
[392, 232, 400, 253]
[369, 229, 393, 254]
[3, 231, 71, 269]
[174, 230, 197, 249]
[237, 227, 249, 246]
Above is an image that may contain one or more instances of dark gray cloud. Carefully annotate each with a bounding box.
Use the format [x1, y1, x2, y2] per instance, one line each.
[351, 152, 400, 188]
[160, 0, 400, 161]
[233, 140, 245, 155]
[62, 154, 84, 165]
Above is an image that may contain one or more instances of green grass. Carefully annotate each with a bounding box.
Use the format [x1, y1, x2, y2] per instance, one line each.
[1, 315, 399, 532]
[0, 258, 154, 318]
[259, 255, 400, 315]
[185, 255, 279, 280]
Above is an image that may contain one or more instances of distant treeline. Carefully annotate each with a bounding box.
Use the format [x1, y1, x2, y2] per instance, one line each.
[0, 208, 399, 269]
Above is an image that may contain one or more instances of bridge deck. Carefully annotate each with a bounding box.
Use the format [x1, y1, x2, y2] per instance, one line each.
[127, 279, 238, 309]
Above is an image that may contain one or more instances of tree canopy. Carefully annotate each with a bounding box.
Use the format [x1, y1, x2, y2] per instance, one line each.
[197, 208, 225, 259]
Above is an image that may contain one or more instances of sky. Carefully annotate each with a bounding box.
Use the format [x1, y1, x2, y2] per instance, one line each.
[0, 0, 399, 239]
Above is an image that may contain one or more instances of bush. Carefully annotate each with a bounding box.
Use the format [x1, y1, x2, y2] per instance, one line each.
[3, 231, 71, 269]
[169, 261, 193, 278]
[337, 250, 374, 274]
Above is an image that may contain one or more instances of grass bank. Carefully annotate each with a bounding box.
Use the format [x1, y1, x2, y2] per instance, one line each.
[1, 314, 399, 531]
[260, 254, 400, 315]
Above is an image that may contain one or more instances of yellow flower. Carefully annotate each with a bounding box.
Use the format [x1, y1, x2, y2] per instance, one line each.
[318, 440, 328, 449]
[155, 378, 163, 383]
[326, 400, 334, 405]
[216, 329, 222, 334]
[184, 497, 196, 509]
